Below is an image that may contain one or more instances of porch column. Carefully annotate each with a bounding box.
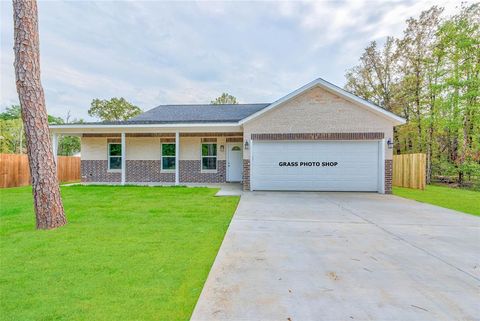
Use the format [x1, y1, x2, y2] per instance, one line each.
[175, 131, 180, 185]
[121, 132, 126, 185]
[51, 133, 59, 165]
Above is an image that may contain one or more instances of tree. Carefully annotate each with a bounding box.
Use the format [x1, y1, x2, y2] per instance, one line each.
[344, 4, 480, 187]
[345, 37, 399, 113]
[0, 105, 82, 155]
[211, 93, 239, 104]
[58, 136, 81, 156]
[13, 0, 66, 229]
[395, 6, 444, 180]
[0, 105, 21, 120]
[88, 97, 142, 121]
[1, 105, 24, 153]
[434, 3, 480, 185]
[0, 118, 23, 153]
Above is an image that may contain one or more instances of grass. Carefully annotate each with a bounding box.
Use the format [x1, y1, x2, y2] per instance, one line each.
[0, 185, 239, 321]
[393, 184, 480, 216]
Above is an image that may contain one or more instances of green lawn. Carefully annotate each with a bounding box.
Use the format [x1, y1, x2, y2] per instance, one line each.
[393, 185, 480, 216]
[0, 185, 239, 321]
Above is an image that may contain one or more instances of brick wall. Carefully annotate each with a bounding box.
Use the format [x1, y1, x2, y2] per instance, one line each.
[82, 159, 228, 184]
[126, 160, 174, 183]
[180, 132, 243, 137]
[385, 159, 393, 194]
[251, 132, 385, 140]
[226, 137, 243, 142]
[81, 160, 121, 183]
[179, 160, 226, 183]
[243, 159, 250, 191]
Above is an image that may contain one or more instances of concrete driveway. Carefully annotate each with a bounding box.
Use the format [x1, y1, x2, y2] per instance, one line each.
[191, 192, 480, 321]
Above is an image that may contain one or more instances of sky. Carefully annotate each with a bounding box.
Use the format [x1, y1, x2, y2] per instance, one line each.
[0, 0, 468, 121]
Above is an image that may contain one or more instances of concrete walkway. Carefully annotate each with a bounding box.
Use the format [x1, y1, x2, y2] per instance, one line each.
[191, 192, 480, 321]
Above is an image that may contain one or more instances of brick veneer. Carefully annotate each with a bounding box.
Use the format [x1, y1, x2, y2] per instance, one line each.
[82, 159, 227, 184]
[251, 132, 384, 140]
[81, 160, 121, 183]
[243, 159, 250, 191]
[126, 160, 174, 183]
[385, 159, 393, 194]
[180, 132, 243, 137]
[226, 137, 243, 142]
[179, 160, 226, 183]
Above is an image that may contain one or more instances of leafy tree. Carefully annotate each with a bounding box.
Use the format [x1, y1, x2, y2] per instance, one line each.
[48, 115, 64, 125]
[395, 6, 444, 179]
[0, 118, 23, 153]
[211, 93, 239, 105]
[434, 3, 480, 184]
[58, 136, 81, 156]
[344, 3, 480, 187]
[345, 37, 399, 113]
[0, 105, 82, 156]
[0, 105, 21, 120]
[88, 97, 142, 121]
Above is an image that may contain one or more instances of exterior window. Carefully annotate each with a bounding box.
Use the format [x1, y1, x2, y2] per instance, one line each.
[202, 143, 217, 170]
[108, 143, 122, 170]
[161, 143, 176, 170]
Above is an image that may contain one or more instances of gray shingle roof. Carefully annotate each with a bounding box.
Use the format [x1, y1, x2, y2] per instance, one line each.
[128, 103, 270, 123]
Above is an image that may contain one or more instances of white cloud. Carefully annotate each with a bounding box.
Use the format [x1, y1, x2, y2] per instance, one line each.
[0, 0, 473, 120]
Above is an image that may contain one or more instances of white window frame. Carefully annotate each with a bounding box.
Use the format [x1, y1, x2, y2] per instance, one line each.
[201, 142, 217, 172]
[161, 143, 176, 172]
[108, 142, 122, 172]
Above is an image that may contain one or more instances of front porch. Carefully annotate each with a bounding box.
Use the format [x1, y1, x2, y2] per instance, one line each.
[51, 130, 245, 186]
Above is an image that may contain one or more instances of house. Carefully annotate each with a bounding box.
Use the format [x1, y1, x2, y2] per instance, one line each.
[50, 78, 406, 193]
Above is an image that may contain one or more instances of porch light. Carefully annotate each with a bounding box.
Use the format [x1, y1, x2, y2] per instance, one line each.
[220, 145, 225, 152]
[387, 138, 394, 149]
[244, 140, 249, 150]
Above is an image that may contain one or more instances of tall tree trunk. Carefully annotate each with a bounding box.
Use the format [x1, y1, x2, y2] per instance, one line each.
[13, 0, 66, 229]
[426, 143, 432, 184]
[426, 84, 435, 185]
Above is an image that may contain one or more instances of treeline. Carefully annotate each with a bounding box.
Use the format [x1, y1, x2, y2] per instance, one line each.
[1, 97, 143, 156]
[345, 4, 479, 186]
[0, 105, 82, 156]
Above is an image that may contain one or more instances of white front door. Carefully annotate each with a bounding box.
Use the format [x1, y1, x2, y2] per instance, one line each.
[227, 143, 243, 182]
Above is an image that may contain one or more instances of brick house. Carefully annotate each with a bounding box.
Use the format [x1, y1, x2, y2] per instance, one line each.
[50, 78, 405, 193]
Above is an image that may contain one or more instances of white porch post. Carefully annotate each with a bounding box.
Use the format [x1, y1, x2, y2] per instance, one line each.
[52, 133, 59, 165]
[175, 131, 180, 185]
[121, 132, 126, 185]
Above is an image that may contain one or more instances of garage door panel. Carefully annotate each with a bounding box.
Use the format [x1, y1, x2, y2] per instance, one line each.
[251, 141, 379, 191]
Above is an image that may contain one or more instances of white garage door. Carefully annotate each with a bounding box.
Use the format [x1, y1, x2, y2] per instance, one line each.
[251, 141, 382, 191]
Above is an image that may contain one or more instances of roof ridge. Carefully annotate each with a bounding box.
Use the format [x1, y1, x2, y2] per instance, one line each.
[152, 103, 271, 107]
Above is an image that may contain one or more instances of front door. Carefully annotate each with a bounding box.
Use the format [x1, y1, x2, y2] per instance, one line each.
[227, 143, 243, 182]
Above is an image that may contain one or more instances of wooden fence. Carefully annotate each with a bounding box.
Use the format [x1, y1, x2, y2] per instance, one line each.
[0, 154, 81, 188]
[393, 153, 426, 190]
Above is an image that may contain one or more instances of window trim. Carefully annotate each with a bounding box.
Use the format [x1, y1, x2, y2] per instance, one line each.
[201, 142, 217, 172]
[107, 142, 122, 172]
[161, 143, 176, 172]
